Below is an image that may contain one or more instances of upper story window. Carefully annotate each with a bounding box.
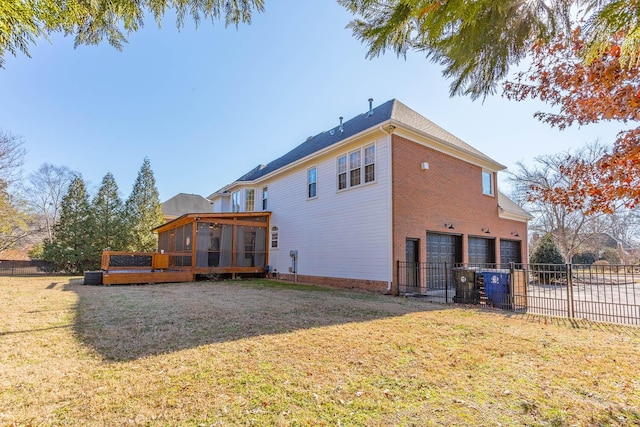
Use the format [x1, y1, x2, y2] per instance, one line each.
[231, 190, 241, 212]
[349, 151, 361, 186]
[482, 171, 494, 196]
[245, 189, 255, 211]
[364, 144, 375, 183]
[337, 156, 348, 190]
[262, 187, 268, 210]
[337, 143, 376, 191]
[308, 166, 317, 198]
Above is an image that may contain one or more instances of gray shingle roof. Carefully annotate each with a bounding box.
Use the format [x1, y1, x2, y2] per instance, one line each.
[234, 99, 395, 183]
[498, 191, 533, 220]
[216, 99, 504, 191]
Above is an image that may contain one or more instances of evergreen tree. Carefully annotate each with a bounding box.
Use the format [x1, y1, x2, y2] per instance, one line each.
[340, 0, 638, 99]
[124, 158, 164, 252]
[530, 233, 565, 264]
[43, 174, 97, 272]
[530, 233, 565, 284]
[1, 0, 265, 68]
[92, 172, 127, 251]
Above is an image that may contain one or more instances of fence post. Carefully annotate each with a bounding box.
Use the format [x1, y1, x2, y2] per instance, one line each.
[445, 262, 448, 302]
[509, 262, 515, 310]
[396, 260, 400, 294]
[566, 263, 574, 318]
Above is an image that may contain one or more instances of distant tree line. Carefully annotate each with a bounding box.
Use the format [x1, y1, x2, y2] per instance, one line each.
[36, 158, 164, 273]
[0, 132, 164, 274]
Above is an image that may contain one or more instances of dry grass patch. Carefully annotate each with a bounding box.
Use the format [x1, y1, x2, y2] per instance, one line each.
[1, 276, 639, 426]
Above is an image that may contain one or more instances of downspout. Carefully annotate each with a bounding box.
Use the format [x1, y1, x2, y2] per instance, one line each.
[379, 125, 394, 293]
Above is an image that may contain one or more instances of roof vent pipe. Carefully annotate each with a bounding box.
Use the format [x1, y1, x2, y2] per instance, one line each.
[339, 116, 344, 133]
[367, 98, 374, 116]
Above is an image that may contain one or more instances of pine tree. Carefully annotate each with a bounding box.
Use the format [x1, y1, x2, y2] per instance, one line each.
[43, 175, 96, 272]
[124, 158, 164, 252]
[92, 172, 126, 252]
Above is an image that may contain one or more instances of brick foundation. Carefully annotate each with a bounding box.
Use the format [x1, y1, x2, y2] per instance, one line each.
[276, 273, 390, 293]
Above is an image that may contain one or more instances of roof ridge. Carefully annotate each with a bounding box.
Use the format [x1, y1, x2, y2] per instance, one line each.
[213, 98, 504, 193]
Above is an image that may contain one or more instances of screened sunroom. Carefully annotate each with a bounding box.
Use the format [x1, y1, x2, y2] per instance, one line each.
[154, 212, 270, 276]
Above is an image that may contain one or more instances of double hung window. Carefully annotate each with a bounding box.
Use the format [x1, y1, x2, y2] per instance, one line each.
[337, 143, 376, 190]
[231, 191, 241, 212]
[308, 167, 317, 198]
[245, 189, 255, 211]
[262, 187, 268, 210]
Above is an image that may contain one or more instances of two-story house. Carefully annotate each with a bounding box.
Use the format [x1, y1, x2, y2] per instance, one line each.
[208, 99, 530, 294]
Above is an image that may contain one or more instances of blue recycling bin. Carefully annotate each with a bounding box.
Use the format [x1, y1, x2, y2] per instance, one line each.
[478, 270, 511, 309]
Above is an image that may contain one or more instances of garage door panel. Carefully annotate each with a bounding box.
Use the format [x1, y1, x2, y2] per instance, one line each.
[468, 237, 495, 266]
[500, 240, 522, 265]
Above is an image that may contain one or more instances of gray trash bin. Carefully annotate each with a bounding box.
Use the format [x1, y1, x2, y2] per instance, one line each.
[452, 268, 478, 304]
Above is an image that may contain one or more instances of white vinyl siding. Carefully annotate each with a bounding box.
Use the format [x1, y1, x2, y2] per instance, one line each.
[267, 137, 391, 281]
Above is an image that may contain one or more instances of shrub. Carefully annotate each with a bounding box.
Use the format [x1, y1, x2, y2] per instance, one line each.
[530, 234, 565, 284]
[599, 247, 621, 264]
[572, 252, 596, 265]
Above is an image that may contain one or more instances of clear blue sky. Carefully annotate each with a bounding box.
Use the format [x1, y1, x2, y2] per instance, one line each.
[0, 0, 625, 203]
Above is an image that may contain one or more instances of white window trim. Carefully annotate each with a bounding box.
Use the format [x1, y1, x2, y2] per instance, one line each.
[336, 143, 377, 192]
[231, 190, 242, 212]
[262, 187, 268, 211]
[307, 165, 318, 199]
[245, 188, 256, 212]
[270, 226, 279, 249]
[482, 170, 494, 196]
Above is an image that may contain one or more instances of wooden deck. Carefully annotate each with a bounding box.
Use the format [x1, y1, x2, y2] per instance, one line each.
[101, 270, 194, 285]
[98, 251, 194, 285]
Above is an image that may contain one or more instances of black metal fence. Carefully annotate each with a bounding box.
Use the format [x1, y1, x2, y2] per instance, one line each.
[398, 262, 640, 326]
[0, 259, 55, 276]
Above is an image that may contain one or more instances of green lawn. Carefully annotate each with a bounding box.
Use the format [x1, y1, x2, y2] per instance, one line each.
[1, 276, 639, 426]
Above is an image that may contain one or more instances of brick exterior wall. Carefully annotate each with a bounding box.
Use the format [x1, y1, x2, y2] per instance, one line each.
[277, 273, 389, 293]
[391, 134, 528, 294]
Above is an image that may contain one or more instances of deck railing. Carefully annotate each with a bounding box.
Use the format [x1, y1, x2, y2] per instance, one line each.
[101, 251, 169, 271]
